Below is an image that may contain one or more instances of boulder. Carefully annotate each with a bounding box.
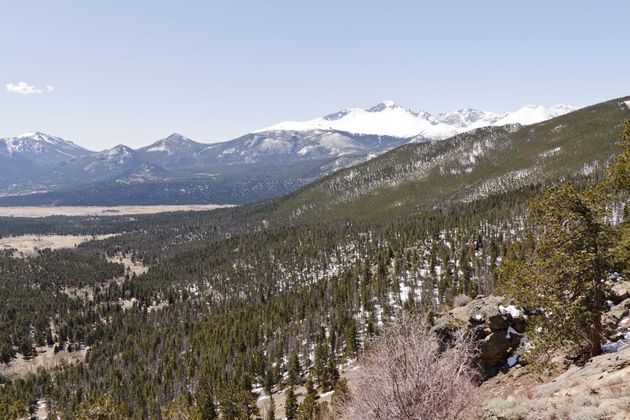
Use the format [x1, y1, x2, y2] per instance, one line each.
[603, 298, 630, 335]
[449, 295, 509, 331]
[431, 295, 526, 377]
[609, 280, 630, 305]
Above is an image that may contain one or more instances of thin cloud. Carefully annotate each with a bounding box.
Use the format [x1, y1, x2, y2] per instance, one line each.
[5, 81, 54, 95]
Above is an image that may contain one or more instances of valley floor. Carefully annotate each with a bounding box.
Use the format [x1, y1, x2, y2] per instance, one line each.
[0, 234, 115, 257]
[0, 204, 234, 217]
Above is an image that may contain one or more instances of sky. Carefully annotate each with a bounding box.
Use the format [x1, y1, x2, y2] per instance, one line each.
[1, 0, 629, 150]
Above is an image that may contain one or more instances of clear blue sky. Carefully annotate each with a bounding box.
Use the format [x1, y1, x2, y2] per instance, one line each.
[1, 0, 628, 150]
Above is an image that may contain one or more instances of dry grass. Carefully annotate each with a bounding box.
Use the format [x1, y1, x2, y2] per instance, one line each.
[0, 234, 115, 257]
[607, 382, 625, 399]
[0, 345, 87, 379]
[0, 204, 233, 218]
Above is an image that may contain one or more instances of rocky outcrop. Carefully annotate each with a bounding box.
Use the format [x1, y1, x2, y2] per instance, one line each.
[603, 298, 630, 332]
[609, 280, 630, 305]
[432, 295, 526, 377]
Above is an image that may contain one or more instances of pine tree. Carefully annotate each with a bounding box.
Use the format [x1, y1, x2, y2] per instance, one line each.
[297, 377, 320, 420]
[313, 338, 329, 389]
[285, 387, 298, 420]
[305, 376, 316, 398]
[343, 321, 358, 357]
[500, 121, 630, 359]
[195, 378, 217, 419]
[76, 394, 124, 420]
[605, 120, 630, 192]
[297, 393, 318, 420]
[288, 352, 301, 386]
[500, 183, 613, 358]
[265, 397, 276, 420]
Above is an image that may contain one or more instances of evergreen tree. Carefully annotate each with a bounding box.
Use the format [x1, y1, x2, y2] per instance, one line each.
[501, 122, 630, 359]
[297, 378, 320, 420]
[313, 337, 329, 389]
[195, 378, 217, 419]
[287, 352, 301, 386]
[76, 394, 124, 420]
[265, 397, 276, 420]
[285, 387, 298, 420]
[500, 183, 613, 358]
[297, 393, 318, 420]
[343, 321, 358, 357]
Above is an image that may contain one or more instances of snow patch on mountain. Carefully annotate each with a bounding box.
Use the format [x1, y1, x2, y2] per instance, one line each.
[105, 145, 134, 160]
[2, 132, 85, 155]
[146, 144, 171, 154]
[256, 102, 577, 139]
[491, 105, 576, 126]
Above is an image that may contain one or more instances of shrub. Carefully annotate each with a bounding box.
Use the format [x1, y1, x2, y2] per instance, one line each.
[335, 315, 481, 419]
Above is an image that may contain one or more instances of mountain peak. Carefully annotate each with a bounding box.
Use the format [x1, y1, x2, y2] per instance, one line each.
[367, 100, 404, 113]
[140, 133, 206, 157]
[164, 133, 191, 142]
[17, 131, 47, 139]
[0, 131, 90, 166]
[14, 131, 64, 144]
[107, 144, 134, 154]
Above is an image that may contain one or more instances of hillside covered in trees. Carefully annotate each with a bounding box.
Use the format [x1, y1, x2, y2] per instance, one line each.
[1, 99, 630, 418]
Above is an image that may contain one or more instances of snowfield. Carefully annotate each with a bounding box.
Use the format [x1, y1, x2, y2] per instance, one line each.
[257, 101, 577, 139]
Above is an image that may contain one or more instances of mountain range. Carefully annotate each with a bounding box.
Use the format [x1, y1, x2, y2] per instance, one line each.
[0, 101, 580, 205]
[258, 100, 576, 139]
[269, 96, 630, 222]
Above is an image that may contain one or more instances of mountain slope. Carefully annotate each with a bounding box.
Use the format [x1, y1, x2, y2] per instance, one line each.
[137, 133, 207, 171]
[198, 130, 407, 168]
[271, 96, 630, 221]
[0, 132, 91, 166]
[0, 100, 584, 205]
[0, 132, 93, 195]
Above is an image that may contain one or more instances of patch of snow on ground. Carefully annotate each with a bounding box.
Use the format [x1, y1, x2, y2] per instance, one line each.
[499, 304, 522, 318]
[507, 335, 530, 367]
[506, 326, 522, 339]
[320, 390, 335, 399]
[602, 330, 630, 353]
[399, 282, 411, 303]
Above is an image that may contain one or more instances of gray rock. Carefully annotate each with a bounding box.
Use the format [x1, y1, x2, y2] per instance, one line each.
[432, 295, 526, 377]
[610, 281, 630, 304]
[603, 298, 630, 334]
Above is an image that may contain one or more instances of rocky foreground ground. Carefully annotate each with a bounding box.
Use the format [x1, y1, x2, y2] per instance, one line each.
[445, 275, 630, 419]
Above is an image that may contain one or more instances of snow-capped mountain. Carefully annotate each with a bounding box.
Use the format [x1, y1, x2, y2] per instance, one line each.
[138, 133, 207, 170]
[0, 132, 91, 166]
[257, 101, 577, 139]
[140, 133, 206, 156]
[0, 97, 591, 205]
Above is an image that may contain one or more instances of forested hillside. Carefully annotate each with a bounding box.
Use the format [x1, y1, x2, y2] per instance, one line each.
[0, 98, 629, 418]
[275, 97, 630, 221]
